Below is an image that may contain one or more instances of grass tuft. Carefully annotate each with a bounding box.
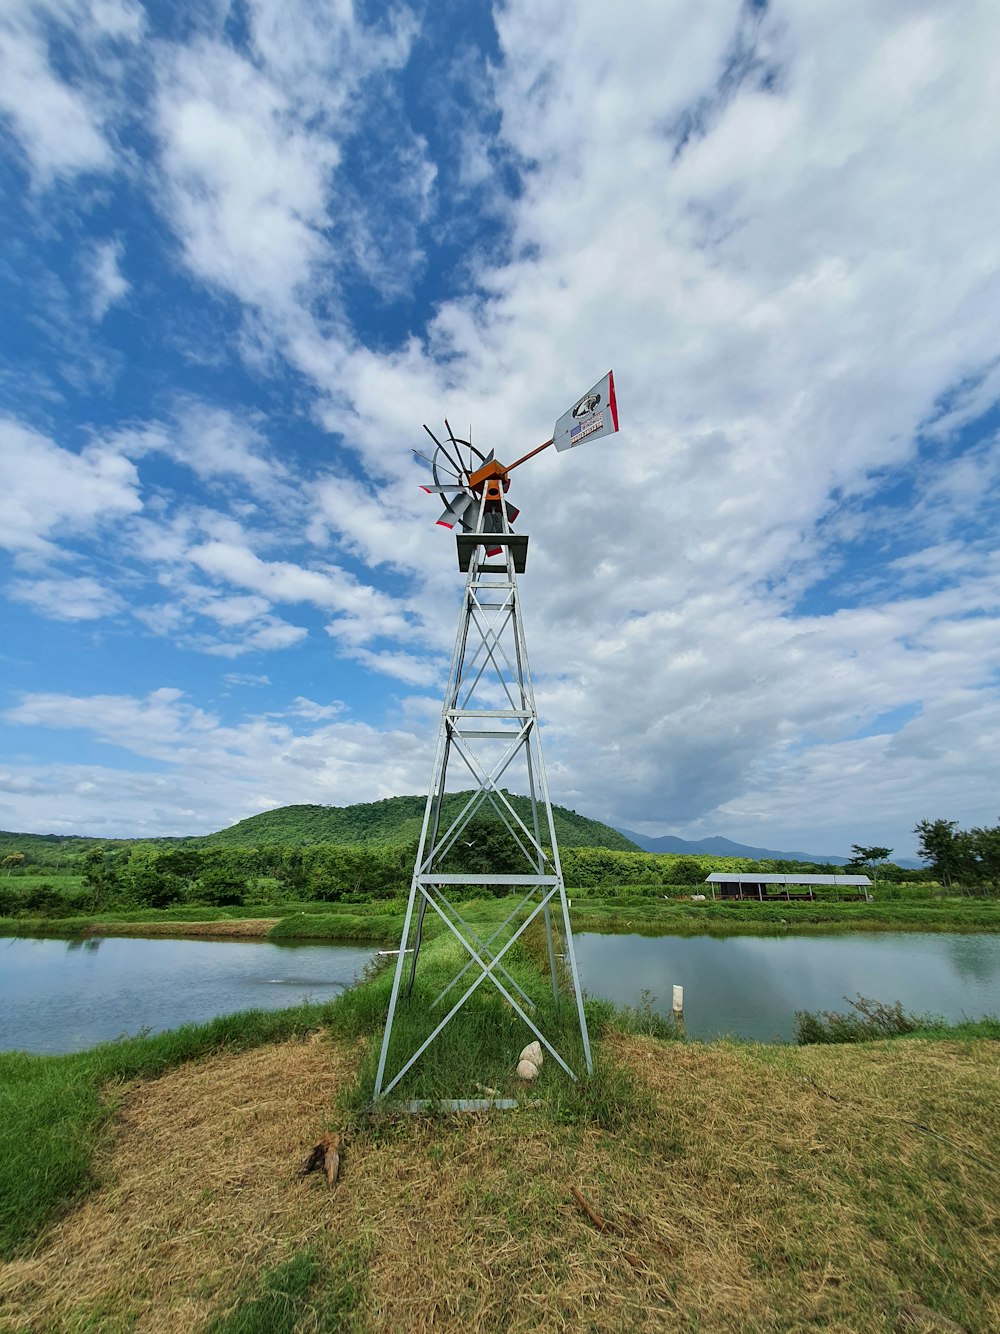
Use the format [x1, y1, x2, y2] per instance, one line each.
[204, 1244, 370, 1334]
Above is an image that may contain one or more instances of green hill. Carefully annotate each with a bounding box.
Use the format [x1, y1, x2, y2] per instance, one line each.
[199, 793, 639, 852]
[0, 795, 638, 874]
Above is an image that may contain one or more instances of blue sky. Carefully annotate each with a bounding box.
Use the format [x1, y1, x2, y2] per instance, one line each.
[1, 0, 999, 857]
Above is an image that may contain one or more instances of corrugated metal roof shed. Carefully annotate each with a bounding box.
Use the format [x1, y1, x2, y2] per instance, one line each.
[705, 873, 871, 886]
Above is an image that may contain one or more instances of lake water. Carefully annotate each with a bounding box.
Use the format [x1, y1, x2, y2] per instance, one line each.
[574, 931, 1000, 1041]
[0, 935, 377, 1055]
[4, 931, 999, 1054]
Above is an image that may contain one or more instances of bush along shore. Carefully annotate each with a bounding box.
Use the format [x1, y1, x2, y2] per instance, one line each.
[1, 930, 998, 1333]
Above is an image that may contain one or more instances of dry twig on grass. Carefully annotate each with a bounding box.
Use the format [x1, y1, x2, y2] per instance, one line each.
[569, 1185, 645, 1271]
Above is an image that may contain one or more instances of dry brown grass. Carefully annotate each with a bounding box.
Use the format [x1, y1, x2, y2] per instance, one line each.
[0, 1035, 349, 1332]
[93, 919, 280, 939]
[2, 1033, 998, 1333]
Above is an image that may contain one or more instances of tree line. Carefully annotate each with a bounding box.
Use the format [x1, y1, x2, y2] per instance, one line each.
[0, 818, 937, 919]
[914, 818, 1000, 889]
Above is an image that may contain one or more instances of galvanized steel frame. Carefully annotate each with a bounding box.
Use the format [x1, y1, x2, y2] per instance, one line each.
[373, 494, 592, 1100]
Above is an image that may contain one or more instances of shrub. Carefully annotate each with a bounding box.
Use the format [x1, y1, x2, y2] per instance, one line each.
[795, 995, 923, 1044]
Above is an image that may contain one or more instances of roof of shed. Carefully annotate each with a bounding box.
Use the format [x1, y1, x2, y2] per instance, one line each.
[704, 873, 872, 886]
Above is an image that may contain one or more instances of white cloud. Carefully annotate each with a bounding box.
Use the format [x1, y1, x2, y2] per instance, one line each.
[0, 9, 110, 182]
[154, 38, 339, 313]
[188, 537, 415, 645]
[0, 0, 143, 184]
[0, 418, 142, 558]
[2, 686, 430, 834]
[7, 574, 121, 620]
[109, 402, 292, 499]
[85, 238, 129, 319]
[344, 647, 443, 688]
[200, 616, 308, 657]
[285, 696, 344, 721]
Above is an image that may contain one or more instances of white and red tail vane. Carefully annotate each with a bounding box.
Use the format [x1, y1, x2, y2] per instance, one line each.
[552, 370, 619, 453]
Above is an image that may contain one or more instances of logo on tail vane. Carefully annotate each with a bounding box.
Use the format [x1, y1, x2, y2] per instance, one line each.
[553, 370, 619, 452]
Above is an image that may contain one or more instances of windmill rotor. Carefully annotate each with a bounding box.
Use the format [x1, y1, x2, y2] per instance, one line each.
[420, 424, 517, 534]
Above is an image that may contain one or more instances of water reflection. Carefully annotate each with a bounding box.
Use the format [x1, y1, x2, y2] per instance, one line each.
[942, 934, 998, 983]
[1, 935, 376, 1055]
[574, 931, 1000, 1042]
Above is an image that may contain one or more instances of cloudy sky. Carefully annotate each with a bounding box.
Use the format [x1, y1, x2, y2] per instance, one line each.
[1, 0, 999, 857]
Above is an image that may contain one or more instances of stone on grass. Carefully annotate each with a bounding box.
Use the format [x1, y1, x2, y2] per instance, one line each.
[519, 1041, 543, 1068]
[516, 1058, 539, 1081]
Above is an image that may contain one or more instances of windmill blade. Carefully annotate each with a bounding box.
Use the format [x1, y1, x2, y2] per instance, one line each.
[437, 492, 476, 530]
[413, 446, 459, 479]
[420, 484, 467, 494]
[451, 493, 477, 530]
[434, 420, 467, 480]
[505, 501, 519, 524]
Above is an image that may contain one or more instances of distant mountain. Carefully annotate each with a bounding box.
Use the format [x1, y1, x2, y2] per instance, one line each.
[202, 794, 640, 852]
[614, 828, 849, 862]
[614, 828, 921, 869]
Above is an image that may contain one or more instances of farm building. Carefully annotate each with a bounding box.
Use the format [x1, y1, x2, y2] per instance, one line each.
[705, 873, 872, 902]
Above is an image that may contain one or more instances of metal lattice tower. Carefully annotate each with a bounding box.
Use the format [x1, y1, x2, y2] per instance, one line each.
[374, 374, 619, 1101]
[373, 492, 593, 1101]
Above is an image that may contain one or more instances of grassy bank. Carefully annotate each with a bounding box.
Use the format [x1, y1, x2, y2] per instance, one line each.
[568, 893, 1000, 933]
[0, 899, 408, 943]
[5, 890, 1000, 944]
[1, 990, 997, 1331]
[0, 1005, 331, 1261]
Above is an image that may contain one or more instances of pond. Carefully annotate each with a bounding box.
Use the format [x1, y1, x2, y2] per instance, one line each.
[1, 935, 377, 1055]
[574, 931, 1000, 1041]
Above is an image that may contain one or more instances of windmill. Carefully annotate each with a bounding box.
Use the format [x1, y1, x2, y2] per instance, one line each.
[374, 372, 620, 1105]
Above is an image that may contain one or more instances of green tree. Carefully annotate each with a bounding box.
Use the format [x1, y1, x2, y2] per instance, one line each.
[157, 847, 204, 882]
[669, 857, 708, 886]
[966, 823, 1000, 890]
[122, 847, 184, 909]
[81, 845, 120, 911]
[442, 815, 533, 881]
[195, 848, 253, 906]
[847, 844, 893, 889]
[914, 819, 968, 886]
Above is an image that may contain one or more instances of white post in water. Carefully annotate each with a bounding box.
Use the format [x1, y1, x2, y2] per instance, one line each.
[672, 984, 684, 1014]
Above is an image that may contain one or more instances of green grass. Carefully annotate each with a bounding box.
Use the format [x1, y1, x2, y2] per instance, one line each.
[0, 873, 86, 890]
[267, 909, 406, 944]
[204, 1245, 371, 1334]
[567, 893, 1000, 933]
[0, 1004, 331, 1260]
[5, 889, 998, 943]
